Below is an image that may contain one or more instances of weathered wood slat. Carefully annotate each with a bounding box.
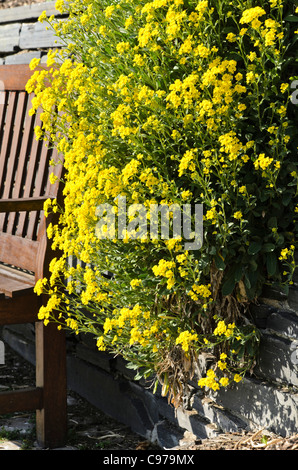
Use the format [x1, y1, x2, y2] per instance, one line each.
[36, 322, 67, 447]
[0, 264, 34, 297]
[0, 196, 51, 213]
[0, 263, 34, 283]
[0, 293, 40, 324]
[0, 65, 34, 90]
[0, 92, 27, 232]
[0, 232, 38, 273]
[0, 388, 43, 414]
[0, 92, 17, 196]
[0, 278, 33, 297]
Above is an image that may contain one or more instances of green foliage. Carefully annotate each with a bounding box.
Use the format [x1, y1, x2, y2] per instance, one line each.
[28, 0, 298, 403]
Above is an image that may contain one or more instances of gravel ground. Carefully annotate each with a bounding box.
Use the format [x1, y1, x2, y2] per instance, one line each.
[0, 0, 46, 9]
[0, 343, 162, 450]
[1, 343, 298, 451]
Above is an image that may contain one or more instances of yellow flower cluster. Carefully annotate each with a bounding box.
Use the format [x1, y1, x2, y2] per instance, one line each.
[28, 0, 296, 401]
[175, 330, 198, 352]
[213, 320, 236, 338]
[197, 367, 242, 392]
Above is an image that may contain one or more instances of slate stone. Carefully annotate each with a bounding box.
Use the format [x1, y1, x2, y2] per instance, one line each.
[193, 395, 248, 433]
[255, 332, 298, 387]
[215, 377, 298, 437]
[151, 420, 185, 449]
[19, 21, 63, 50]
[287, 284, 298, 313]
[0, 1, 63, 24]
[5, 50, 41, 65]
[0, 23, 20, 53]
[266, 309, 298, 339]
[175, 407, 220, 439]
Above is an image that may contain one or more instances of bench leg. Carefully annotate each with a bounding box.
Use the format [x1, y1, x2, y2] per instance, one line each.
[35, 321, 67, 448]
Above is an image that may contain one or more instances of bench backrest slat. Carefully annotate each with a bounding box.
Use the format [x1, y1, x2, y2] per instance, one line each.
[0, 65, 62, 274]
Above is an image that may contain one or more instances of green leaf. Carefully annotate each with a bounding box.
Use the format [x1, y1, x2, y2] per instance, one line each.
[267, 216, 277, 229]
[234, 264, 243, 283]
[214, 253, 226, 270]
[262, 243, 275, 253]
[284, 15, 298, 22]
[282, 191, 293, 206]
[248, 241, 262, 255]
[266, 252, 277, 277]
[222, 275, 236, 296]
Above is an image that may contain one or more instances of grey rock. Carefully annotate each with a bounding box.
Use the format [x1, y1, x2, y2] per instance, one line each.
[19, 21, 63, 50]
[5, 50, 41, 65]
[0, 23, 21, 53]
[0, 2, 63, 25]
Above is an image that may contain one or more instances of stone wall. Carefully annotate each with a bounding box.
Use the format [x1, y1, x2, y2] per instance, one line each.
[0, 1, 66, 64]
[0, 3, 297, 449]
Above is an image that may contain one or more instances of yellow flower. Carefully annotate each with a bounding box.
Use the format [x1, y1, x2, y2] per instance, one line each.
[29, 57, 41, 70]
[233, 211, 243, 220]
[96, 336, 106, 351]
[226, 32, 236, 42]
[240, 7, 266, 25]
[34, 278, 47, 295]
[176, 330, 198, 352]
[38, 10, 47, 23]
[219, 377, 229, 387]
[125, 16, 134, 28]
[279, 248, 290, 260]
[254, 153, 273, 171]
[234, 374, 242, 383]
[214, 320, 227, 336]
[104, 5, 115, 18]
[217, 360, 227, 370]
[130, 279, 142, 289]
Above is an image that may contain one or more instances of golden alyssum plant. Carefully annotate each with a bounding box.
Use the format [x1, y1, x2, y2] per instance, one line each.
[28, 0, 298, 404]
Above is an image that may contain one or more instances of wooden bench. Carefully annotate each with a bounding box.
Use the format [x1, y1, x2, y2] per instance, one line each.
[0, 64, 67, 448]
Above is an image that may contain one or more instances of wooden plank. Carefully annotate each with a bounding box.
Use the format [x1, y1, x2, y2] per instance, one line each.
[0, 92, 17, 197]
[0, 278, 33, 297]
[9, 92, 34, 197]
[15, 110, 42, 238]
[0, 264, 34, 283]
[5, 91, 29, 234]
[0, 388, 43, 414]
[36, 321, 67, 448]
[0, 91, 27, 232]
[0, 65, 33, 91]
[0, 292, 40, 324]
[0, 196, 51, 213]
[0, 265, 34, 297]
[0, 232, 38, 272]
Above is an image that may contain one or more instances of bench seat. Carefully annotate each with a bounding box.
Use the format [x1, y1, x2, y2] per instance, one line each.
[0, 263, 34, 298]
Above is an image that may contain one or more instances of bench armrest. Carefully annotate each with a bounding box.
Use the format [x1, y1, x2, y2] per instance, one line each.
[0, 196, 54, 213]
